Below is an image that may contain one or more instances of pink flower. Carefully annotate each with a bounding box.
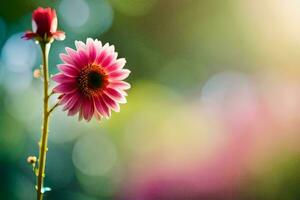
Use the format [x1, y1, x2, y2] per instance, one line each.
[52, 38, 131, 121]
[22, 7, 65, 42]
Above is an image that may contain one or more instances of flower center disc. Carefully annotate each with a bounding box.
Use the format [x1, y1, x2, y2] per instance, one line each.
[88, 71, 103, 89]
[77, 64, 107, 97]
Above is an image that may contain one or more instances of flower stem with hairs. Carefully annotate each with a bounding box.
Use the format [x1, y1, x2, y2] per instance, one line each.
[37, 42, 51, 200]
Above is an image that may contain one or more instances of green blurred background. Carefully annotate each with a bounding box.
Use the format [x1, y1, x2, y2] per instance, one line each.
[0, 0, 300, 199]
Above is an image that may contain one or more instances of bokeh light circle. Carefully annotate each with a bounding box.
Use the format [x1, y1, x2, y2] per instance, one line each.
[1, 33, 38, 73]
[58, 0, 113, 35]
[5, 85, 41, 123]
[72, 133, 118, 176]
[1, 69, 33, 95]
[49, 109, 86, 143]
[201, 71, 253, 109]
[59, 0, 90, 28]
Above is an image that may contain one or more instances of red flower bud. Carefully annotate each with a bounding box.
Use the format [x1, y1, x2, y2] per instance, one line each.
[22, 7, 65, 42]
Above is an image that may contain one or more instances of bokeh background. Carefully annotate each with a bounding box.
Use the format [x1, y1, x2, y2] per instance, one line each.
[0, 0, 300, 199]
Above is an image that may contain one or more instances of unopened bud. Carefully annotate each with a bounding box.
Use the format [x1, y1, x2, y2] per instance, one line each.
[33, 69, 41, 78]
[27, 156, 37, 164]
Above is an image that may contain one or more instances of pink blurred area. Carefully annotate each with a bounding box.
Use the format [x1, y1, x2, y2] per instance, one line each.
[119, 71, 300, 200]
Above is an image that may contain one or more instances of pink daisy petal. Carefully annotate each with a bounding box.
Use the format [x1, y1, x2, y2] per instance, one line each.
[57, 64, 80, 77]
[78, 50, 89, 66]
[100, 45, 115, 64]
[102, 93, 120, 112]
[105, 58, 126, 72]
[101, 52, 118, 68]
[53, 82, 77, 93]
[75, 40, 86, 51]
[60, 53, 76, 66]
[94, 39, 103, 54]
[119, 90, 128, 96]
[65, 47, 84, 68]
[94, 95, 111, 118]
[62, 92, 81, 111]
[68, 98, 82, 116]
[107, 45, 115, 53]
[104, 87, 127, 104]
[59, 93, 74, 105]
[52, 73, 76, 83]
[65, 47, 78, 58]
[82, 97, 94, 121]
[95, 43, 110, 64]
[87, 38, 97, 63]
[108, 81, 131, 90]
[109, 69, 131, 80]
[88, 103, 95, 121]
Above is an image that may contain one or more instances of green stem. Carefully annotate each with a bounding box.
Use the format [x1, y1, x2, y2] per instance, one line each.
[49, 102, 59, 115]
[37, 42, 51, 200]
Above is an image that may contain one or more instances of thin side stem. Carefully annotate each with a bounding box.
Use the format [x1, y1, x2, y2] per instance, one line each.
[49, 102, 59, 115]
[48, 90, 54, 98]
[37, 42, 51, 200]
